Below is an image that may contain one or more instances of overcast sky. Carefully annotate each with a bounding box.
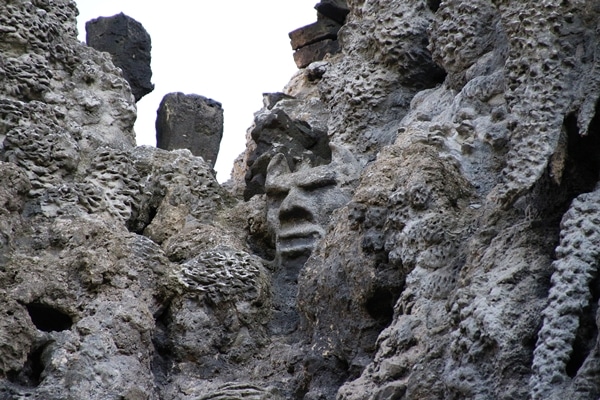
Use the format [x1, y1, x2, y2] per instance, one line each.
[75, 1, 317, 182]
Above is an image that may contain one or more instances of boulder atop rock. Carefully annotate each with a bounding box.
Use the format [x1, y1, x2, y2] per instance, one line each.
[315, 0, 350, 24]
[288, 1, 348, 68]
[86, 13, 154, 102]
[289, 18, 341, 51]
[156, 92, 224, 168]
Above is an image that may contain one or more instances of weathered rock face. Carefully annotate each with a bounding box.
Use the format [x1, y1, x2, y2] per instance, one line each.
[155, 92, 224, 168]
[4, 0, 600, 399]
[297, 0, 600, 399]
[242, 107, 331, 200]
[86, 13, 154, 102]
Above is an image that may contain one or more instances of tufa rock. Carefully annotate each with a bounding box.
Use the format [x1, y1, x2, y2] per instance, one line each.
[86, 12, 154, 102]
[155, 92, 224, 168]
[243, 108, 331, 200]
[7, 0, 600, 399]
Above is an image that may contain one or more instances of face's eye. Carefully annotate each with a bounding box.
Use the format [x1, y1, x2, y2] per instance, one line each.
[265, 185, 289, 200]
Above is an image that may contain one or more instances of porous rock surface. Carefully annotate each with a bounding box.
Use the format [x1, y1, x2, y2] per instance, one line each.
[3, 0, 600, 399]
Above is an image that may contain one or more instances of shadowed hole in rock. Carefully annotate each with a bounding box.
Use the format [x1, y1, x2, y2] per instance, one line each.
[365, 289, 396, 326]
[26, 303, 73, 332]
[7, 343, 47, 387]
[531, 108, 600, 219]
[562, 109, 600, 195]
[559, 104, 600, 377]
[128, 201, 159, 234]
[427, 0, 441, 12]
[151, 301, 173, 384]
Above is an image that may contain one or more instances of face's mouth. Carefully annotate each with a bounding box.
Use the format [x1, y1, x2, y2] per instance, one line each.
[277, 223, 324, 257]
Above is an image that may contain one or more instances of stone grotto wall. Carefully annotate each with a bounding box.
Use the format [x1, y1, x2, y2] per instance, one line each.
[2, 0, 600, 399]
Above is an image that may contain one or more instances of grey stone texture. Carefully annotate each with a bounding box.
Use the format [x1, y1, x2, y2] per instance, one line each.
[241, 107, 331, 200]
[289, 18, 342, 50]
[85, 13, 154, 102]
[3, 0, 600, 399]
[155, 92, 224, 168]
[288, 1, 348, 68]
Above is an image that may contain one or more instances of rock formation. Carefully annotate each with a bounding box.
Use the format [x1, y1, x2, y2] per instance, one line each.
[155, 92, 224, 168]
[86, 13, 154, 102]
[3, 0, 600, 399]
[289, 0, 348, 68]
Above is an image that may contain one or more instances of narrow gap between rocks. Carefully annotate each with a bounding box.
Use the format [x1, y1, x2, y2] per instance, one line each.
[529, 108, 600, 219]
[558, 104, 600, 377]
[562, 109, 600, 196]
[365, 289, 396, 324]
[7, 343, 47, 387]
[427, 0, 441, 12]
[128, 201, 159, 235]
[151, 301, 174, 385]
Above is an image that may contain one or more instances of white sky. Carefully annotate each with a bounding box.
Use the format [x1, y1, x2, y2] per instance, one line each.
[75, 1, 317, 182]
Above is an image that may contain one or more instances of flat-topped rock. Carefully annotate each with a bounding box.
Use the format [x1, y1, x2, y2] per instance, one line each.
[155, 92, 224, 168]
[293, 39, 340, 69]
[86, 13, 154, 102]
[289, 18, 342, 50]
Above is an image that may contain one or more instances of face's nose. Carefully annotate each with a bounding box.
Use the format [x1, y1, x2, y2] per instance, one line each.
[278, 186, 315, 225]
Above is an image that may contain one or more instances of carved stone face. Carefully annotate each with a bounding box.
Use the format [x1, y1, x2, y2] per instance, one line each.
[265, 146, 359, 261]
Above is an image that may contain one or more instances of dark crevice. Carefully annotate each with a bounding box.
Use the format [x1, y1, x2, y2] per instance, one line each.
[128, 201, 159, 235]
[26, 303, 73, 332]
[151, 300, 174, 386]
[562, 111, 600, 195]
[525, 108, 600, 221]
[7, 343, 48, 387]
[365, 289, 396, 325]
[559, 106, 600, 378]
[427, 0, 441, 12]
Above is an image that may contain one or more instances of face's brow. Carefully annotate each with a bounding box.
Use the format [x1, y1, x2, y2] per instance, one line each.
[295, 169, 337, 189]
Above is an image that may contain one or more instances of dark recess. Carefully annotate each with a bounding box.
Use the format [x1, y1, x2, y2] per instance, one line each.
[554, 103, 600, 378]
[365, 289, 396, 325]
[7, 344, 47, 387]
[26, 303, 73, 332]
[427, 0, 441, 12]
[128, 201, 159, 235]
[151, 301, 174, 385]
[562, 109, 600, 195]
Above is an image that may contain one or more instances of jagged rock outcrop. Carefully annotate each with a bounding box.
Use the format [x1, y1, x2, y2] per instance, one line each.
[289, 0, 349, 69]
[155, 92, 224, 168]
[86, 13, 154, 102]
[3, 0, 600, 399]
